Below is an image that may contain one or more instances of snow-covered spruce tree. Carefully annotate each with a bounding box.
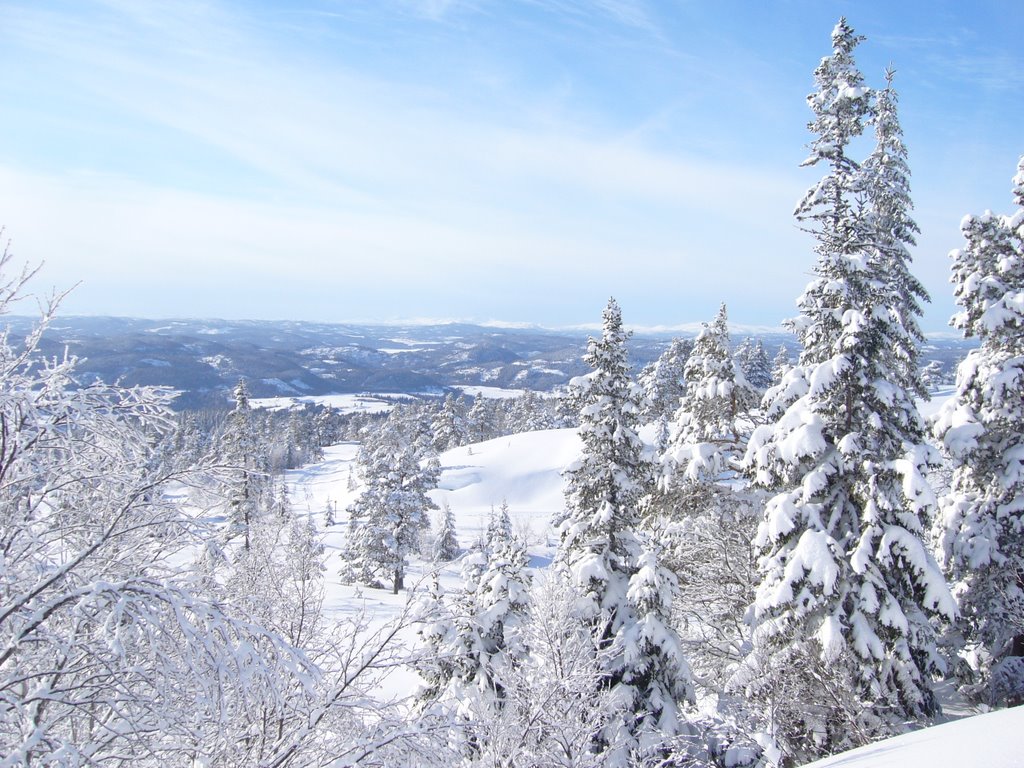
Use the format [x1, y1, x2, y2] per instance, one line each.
[857, 67, 930, 397]
[222, 378, 264, 550]
[433, 501, 460, 562]
[744, 340, 774, 392]
[485, 499, 513, 554]
[432, 392, 470, 453]
[505, 389, 557, 434]
[739, 20, 955, 763]
[662, 303, 758, 489]
[770, 345, 791, 386]
[324, 497, 337, 527]
[920, 359, 945, 392]
[639, 336, 693, 423]
[468, 394, 499, 443]
[416, 538, 531, 755]
[735, 337, 772, 394]
[422, 571, 619, 767]
[473, 536, 531, 701]
[934, 155, 1024, 706]
[559, 298, 693, 765]
[416, 552, 488, 726]
[381, 400, 436, 456]
[341, 429, 439, 593]
[648, 304, 761, 707]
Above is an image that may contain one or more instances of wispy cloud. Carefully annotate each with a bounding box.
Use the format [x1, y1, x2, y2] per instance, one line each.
[1, 0, 1014, 329]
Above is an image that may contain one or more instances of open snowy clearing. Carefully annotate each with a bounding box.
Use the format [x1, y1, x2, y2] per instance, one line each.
[285, 428, 580, 563]
[452, 384, 527, 400]
[283, 427, 581, 701]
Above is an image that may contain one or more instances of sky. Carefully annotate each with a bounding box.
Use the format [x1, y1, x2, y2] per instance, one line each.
[0, 0, 1020, 331]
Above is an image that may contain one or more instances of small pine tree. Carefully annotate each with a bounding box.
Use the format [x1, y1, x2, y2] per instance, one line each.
[485, 500, 513, 554]
[920, 360, 944, 391]
[433, 501, 460, 562]
[746, 340, 773, 391]
[770, 344, 791, 385]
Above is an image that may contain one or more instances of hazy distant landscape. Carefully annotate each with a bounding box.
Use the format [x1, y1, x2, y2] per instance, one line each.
[10, 314, 974, 409]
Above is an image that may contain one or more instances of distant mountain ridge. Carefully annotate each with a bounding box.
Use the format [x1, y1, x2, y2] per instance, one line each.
[4, 316, 974, 410]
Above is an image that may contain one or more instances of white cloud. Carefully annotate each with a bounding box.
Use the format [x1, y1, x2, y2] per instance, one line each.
[1, 0, 1006, 330]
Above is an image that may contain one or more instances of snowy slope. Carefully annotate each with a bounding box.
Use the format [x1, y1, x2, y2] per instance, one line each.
[283, 428, 580, 701]
[429, 428, 580, 554]
[283, 423, 1019, 759]
[800, 705, 1024, 768]
[284, 428, 580, 618]
[286, 428, 579, 560]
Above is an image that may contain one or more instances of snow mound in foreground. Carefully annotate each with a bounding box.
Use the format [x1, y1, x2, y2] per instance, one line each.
[800, 705, 1024, 768]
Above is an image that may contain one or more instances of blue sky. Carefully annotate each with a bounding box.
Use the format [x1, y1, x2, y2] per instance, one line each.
[0, 0, 1020, 331]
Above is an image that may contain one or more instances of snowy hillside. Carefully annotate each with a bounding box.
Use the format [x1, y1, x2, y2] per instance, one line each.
[284, 428, 579, 621]
[800, 705, 1024, 768]
[430, 428, 580, 551]
[279, 428, 580, 701]
[284, 420, 1017, 762]
[286, 427, 579, 560]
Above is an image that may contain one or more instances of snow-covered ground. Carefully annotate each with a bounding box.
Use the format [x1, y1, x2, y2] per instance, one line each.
[919, 385, 956, 420]
[285, 428, 579, 567]
[800, 705, 1024, 768]
[452, 385, 525, 399]
[251, 392, 407, 413]
[284, 420, 1012, 762]
[283, 427, 581, 701]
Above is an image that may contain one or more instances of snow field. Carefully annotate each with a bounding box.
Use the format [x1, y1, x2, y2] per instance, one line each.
[284, 428, 581, 700]
[800, 704, 1024, 768]
[251, 393, 404, 413]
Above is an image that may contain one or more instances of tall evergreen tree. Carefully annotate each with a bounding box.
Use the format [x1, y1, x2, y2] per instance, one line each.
[740, 21, 955, 762]
[223, 378, 261, 551]
[559, 298, 692, 765]
[652, 306, 761, 710]
[858, 67, 930, 396]
[934, 155, 1024, 706]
